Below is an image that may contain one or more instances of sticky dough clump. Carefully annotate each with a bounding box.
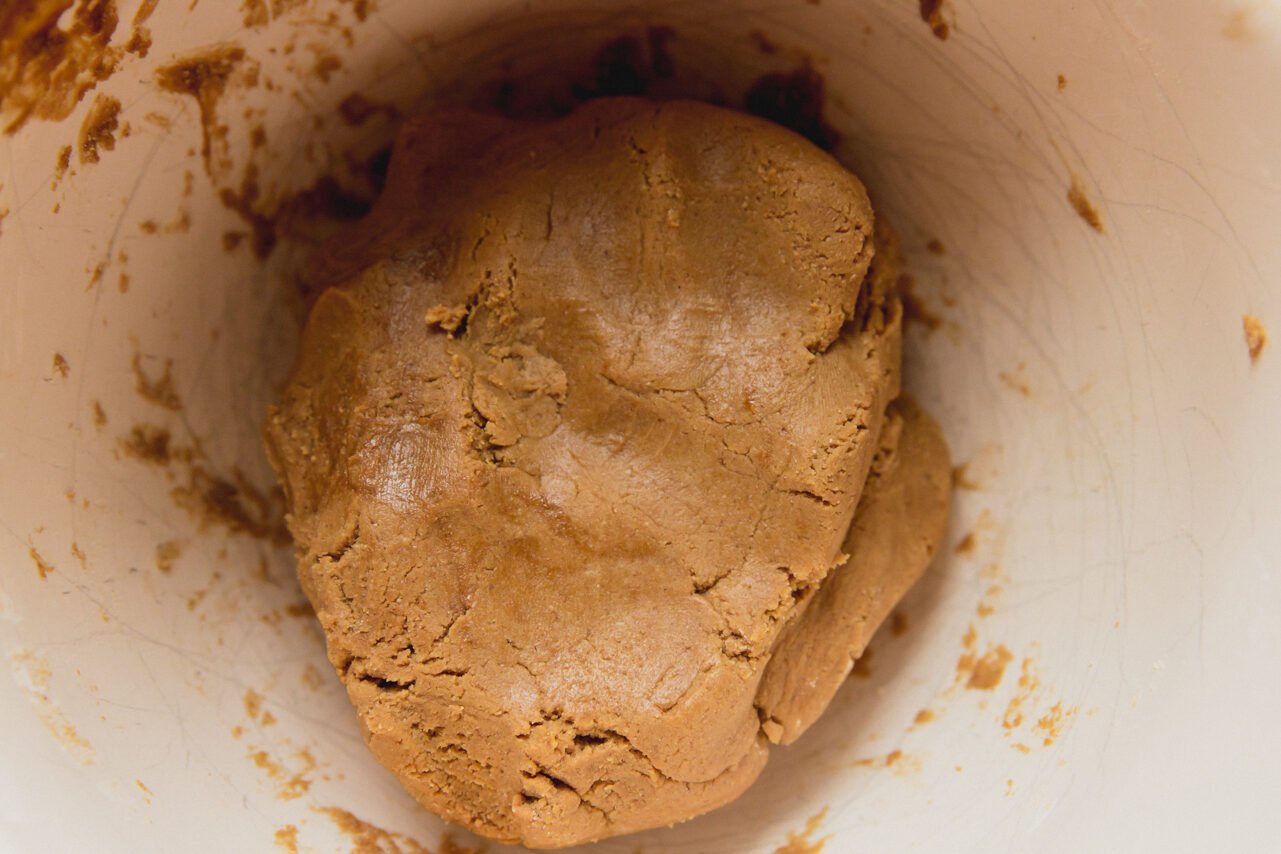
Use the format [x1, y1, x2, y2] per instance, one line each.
[265, 98, 950, 849]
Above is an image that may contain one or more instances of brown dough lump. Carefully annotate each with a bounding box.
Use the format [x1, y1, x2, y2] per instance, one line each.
[265, 99, 950, 848]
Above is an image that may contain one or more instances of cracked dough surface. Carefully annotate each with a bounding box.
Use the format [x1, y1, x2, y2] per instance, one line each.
[265, 98, 950, 848]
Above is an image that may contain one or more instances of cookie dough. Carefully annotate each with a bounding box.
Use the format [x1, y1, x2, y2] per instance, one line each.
[265, 98, 950, 848]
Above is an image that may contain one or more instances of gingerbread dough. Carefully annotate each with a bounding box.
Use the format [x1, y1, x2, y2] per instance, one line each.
[266, 99, 950, 848]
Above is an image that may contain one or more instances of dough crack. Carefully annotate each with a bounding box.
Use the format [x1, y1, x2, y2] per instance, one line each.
[353, 671, 414, 692]
[318, 518, 361, 564]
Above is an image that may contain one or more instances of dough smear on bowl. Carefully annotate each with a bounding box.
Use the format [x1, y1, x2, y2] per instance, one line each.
[265, 98, 950, 848]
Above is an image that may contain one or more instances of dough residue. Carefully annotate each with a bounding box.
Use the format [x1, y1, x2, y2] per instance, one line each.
[1244, 314, 1267, 363]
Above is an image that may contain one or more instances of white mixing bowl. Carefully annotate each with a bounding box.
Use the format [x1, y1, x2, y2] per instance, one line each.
[2, 1, 1279, 851]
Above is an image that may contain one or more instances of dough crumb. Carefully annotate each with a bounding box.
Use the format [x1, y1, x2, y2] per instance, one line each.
[273, 824, 299, 853]
[424, 303, 469, 333]
[154, 540, 183, 573]
[1067, 177, 1104, 233]
[1244, 314, 1267, 363]
[78, 94, 122, 165]
[29, 546, 54, 580]
[773, 805, 829, 854]
[965, 644, 1013, 690]
[919, 0, 950, 40]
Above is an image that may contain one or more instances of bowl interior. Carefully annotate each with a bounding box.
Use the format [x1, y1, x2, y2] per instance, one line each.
[2, 1, 1279, 851]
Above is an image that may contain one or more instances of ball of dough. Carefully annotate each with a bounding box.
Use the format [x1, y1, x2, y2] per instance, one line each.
[265, 98, 948, 848]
